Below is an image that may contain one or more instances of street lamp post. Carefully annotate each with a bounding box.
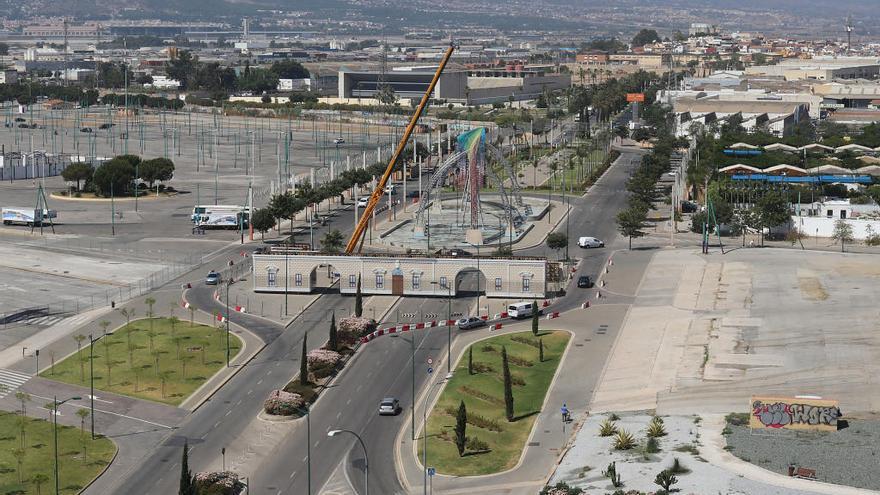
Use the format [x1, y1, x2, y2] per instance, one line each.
[54, 395, 81, 494]
[422, 374, 453, 495]
[300, 404, 312, 495]
[327, 429, 368, 495]
[431, 281, 453, 374]
[225, 278, 232, 367]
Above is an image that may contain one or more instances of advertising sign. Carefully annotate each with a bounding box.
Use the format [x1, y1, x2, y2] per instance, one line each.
[626, 93, 646, 103]
[750, 396, 841, 431]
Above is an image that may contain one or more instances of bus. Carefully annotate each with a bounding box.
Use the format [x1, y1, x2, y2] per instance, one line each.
[191, 205, 250, 229]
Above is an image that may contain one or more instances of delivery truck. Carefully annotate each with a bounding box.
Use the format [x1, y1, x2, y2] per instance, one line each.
[1, 207, 57, 226]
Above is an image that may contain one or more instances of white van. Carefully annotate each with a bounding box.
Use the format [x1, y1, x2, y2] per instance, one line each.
[508, 301, 540, 319]
[578, 236, 604, 248]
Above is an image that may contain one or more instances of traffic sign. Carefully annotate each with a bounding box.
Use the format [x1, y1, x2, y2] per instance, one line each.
[427, 357, 433, 365]
[427, 367, 433, 374]
[427, 467, 436, 476]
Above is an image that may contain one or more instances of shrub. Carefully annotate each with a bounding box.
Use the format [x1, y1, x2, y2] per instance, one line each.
[539, 482, 583, 495]
[459, 385, 503, 405]
[598, 418, 618, 437]
[669, 457, 690, 474]
[612, 429, 636, 450]
[465, 436, 490, 452]
[194, 471, 245, 495]
[263, 389, 304, 416]
[647, 417, 667, 438]
[510, 335, 541, 349]
[338, 316, 376, 337]
[507, 354, 534, 367]
[725, 412, 749, 426]
[481, 344, 496, 353]
[609, 413, 621, 421]
[645, 436, 660, 453]
[283, 382, 317, 404]
[471, 362, 494, 373]
[306, 349, 341, 367]
[469, 413, 503, 432]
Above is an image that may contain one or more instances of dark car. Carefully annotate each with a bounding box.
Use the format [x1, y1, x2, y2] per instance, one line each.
[577, 275, 593, 288]
[80, 127, 93, 133]
[447, 248, 472, 258]
[406, 190, 421, 199]
[99, 123, 114, 129]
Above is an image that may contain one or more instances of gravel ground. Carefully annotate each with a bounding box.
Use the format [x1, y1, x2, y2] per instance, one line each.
[726, 419, 880, 491]
[550, 413, 820, 495]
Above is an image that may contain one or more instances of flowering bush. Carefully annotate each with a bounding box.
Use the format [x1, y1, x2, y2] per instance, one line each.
[307, 348, 342, 367]
[263, 389, 304, 416]
[338, 316, 376, 337]
[194, 471, 245, 495]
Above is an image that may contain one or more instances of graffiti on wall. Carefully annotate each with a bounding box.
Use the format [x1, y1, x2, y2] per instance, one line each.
[749, 396, 841, 431]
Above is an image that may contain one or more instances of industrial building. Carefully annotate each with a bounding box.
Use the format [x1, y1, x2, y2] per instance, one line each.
[338, 69, 467, 102]
[672, 98, 810, 138]
[745, 57, 880, 81]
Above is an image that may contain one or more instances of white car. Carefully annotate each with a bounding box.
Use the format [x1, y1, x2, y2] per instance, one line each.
[357, 197, 369, 208]
[333, 137, 345, 144]
[578, 236, 604, 248]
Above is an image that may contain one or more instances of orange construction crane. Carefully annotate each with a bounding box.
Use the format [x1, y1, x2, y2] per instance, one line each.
[344, 41, 456, 254]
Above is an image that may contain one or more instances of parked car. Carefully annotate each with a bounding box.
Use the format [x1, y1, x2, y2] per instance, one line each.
[205, 271, 221, 285]
[80, 127, 93, 133]
[357, 197, 369, 208]
[333, 137, 345, 144]
[577, 236, 604, 248]
[99, 123, 114, 129]
[406, 190, 421, 199]
[378, 397, 401, 416]
[577, 275, 593, 288]
[457, 316, 486, 330]
[447, 248, 472, 258]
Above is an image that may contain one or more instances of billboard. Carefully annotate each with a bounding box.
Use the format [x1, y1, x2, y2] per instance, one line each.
[750, 396, 841, 431]
[626, 93, 645, 103]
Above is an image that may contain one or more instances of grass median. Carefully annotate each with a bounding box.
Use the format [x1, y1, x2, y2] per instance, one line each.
[419, 330, 570, 475]
[0, 410, 116, 494]
[42, 317, 242, 406]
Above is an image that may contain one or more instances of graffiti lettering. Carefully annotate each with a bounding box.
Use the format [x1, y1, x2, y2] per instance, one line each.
[752, 400, 841, 429]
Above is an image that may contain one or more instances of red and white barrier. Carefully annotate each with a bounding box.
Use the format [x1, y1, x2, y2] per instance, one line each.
[233, 305, 246, 314]
[492, 323, 503, 331]
[216, 314, 227, 323]
[542, 300, 550, 308]
[182, 302, 191, 309]
[545, 311, 560, 320]
[581, 300, 591, 309]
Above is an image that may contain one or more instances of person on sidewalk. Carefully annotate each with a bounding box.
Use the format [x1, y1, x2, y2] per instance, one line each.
[561, 403, 570, 423]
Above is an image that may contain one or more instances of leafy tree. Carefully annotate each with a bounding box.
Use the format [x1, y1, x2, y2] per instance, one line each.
[328, 313, 338, 351]
[300, 332, 308, 385]
[92, 157, 135, 196]
[545, 232, 568, 260]
[0, 42, 8, 55]
[251, 208, 275, 240]
[76, 408, 90, 438]
[531, 301, 539, 336]
[832, 219, 854, 252]
[269, 191, 306, 233]
[354, 276, 363, 317]
[270, 60, 310, 80]
[455, 400, 467, 457]
[632, 29, 661, 47]
[654, 469, 678, 493]
[139, 157, 175, 188]
[616, 206, 648, 249]
[166, 50, 197, 90]
[179, 439, 196, 495]
[321, 229, 344, 253]
[502, 346, 514, 421]
[61, 162, 93, 191]
[756, 191, 790, 246]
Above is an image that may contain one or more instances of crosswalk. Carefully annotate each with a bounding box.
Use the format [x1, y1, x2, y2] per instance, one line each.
[0, 368, 31, 399]
[25, 312, 92, 329]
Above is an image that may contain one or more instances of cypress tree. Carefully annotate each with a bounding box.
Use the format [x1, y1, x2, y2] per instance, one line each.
[300, 332, 308, 385]
[467, 346, 473, 375]
[539, 338, 544, 362]
[455, 400, 467, 457]
[329, 313, 338, 351]
[179, 440, 195, 495]
[354, 275, 363, 317]
[531, 301, 539, 336]
[502, 345, 514, 421]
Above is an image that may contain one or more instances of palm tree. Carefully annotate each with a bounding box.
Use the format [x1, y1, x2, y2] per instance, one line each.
[120, 308, 132, 328]
[32, 472, 50, 494]
[159, 370, 173, 398]
[145, 296, 156, 333]
[76, 408, 90, 438]
[74, 334, 87, 381]
[13, 449, 25, 483]
[99, 320, 111, 336]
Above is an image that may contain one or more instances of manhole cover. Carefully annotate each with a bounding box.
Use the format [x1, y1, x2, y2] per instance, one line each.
[528, 442, 540, 447]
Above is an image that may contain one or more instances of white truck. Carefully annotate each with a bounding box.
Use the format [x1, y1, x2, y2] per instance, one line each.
[2, 207, 57, 226]
[191, 205, 250, 229]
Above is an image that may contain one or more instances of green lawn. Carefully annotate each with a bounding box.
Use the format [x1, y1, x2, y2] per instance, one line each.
[420, 330, 570, 475]
[42, 318, 242, 406]
[0, 410, 116, 495]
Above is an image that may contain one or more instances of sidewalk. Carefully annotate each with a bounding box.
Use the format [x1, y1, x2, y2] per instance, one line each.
[395, 304, 632, 495]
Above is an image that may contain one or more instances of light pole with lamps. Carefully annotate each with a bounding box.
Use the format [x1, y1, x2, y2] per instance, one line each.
[422, 373, 453, 495]
[430, 281, 453, 374]
[54, 395, 81, 494]
[225, 278, 232, 367]
[87, 332, 110, 439]
[327, 429, 368, 495]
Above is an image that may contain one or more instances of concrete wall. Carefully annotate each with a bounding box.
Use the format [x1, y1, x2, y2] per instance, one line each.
[252, 253, 547, 298]
[793, 216, 880, 240]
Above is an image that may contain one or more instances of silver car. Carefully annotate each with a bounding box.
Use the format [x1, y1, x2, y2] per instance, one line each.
[378, 398, 401, 416]
[457, 316, 486, 330]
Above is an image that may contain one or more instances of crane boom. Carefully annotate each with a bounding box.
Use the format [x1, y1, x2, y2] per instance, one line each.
[344, 42, 456, 254]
